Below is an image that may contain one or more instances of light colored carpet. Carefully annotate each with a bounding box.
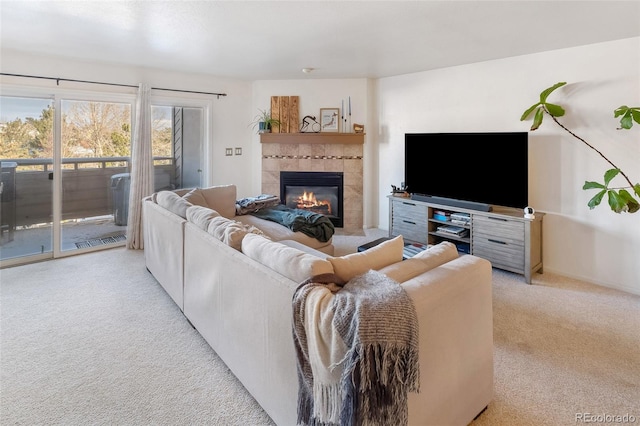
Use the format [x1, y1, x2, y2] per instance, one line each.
[1, 228, 638, 425]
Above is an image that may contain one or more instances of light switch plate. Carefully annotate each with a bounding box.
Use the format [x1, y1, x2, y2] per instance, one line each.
[235, 147, 242, 155]
[225, 148, 233, 156]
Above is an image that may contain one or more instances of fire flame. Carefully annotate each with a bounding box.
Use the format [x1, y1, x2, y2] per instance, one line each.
[295, 191, 331, 214]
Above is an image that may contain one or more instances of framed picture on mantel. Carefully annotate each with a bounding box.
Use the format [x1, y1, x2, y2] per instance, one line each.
[320, 108, 340, 132]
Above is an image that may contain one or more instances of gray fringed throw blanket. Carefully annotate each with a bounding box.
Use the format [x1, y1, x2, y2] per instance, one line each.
[292, 270, 420, 426]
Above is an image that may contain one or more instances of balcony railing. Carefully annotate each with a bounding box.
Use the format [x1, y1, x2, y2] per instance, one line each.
[1, 156, 174, 230]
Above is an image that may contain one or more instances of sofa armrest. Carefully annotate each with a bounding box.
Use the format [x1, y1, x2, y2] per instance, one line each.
[143, 199, 187, 310]
[403, 255, 494, 426]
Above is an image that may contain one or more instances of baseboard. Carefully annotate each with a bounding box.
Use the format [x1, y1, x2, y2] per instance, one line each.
[543, 267, 639, 296]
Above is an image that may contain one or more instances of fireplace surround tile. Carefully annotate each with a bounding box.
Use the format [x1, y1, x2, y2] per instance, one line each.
[344, 158, 363, 174]
[311, 144, 326, 157]
[262, 157, 280, 172]
[299, 144, 313, 156]
[345, 144, 363, 157]
[326, 144, 344, 157]
[262, 170, 279, 184]
[281, 144, 298, 157]
[262, 143, 279, 156]
[261, 140, 364, 229]
[280, 159, 299, 171]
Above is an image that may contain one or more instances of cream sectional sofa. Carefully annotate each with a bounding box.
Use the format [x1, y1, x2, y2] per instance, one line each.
[143, 185, 334, 310]
[143, 185, 494, 426]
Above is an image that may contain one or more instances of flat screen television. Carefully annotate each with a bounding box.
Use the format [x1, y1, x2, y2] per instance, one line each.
[404, 132, 529, 211]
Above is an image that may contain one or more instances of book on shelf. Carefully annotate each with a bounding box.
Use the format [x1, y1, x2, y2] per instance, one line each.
[433, 213, 450, 222]
[403, 243, 428, 258]
[450, 212, 471, 222]
[456, 243, 471, 254]
[437, 225, 469, 237]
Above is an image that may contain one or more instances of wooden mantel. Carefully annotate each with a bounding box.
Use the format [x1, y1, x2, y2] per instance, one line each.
[260, 132, 364, 144]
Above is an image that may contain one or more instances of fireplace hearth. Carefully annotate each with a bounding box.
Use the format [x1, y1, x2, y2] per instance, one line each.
[280, 171, 343, 227]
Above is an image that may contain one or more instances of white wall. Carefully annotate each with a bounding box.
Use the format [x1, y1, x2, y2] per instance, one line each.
[0, 49, 254, 193]
[376, 37, 640, 295]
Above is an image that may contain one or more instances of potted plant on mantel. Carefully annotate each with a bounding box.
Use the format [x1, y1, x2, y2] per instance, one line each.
[250, 108, 281, 134]
[521, 82, 640, 214]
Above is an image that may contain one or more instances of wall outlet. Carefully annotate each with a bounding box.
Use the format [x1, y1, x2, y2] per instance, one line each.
[225, 148, 233, 156]
[235, 147, 242, 155]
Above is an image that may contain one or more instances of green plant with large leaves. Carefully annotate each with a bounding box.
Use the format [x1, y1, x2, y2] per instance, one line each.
[521, 82, 640, 213]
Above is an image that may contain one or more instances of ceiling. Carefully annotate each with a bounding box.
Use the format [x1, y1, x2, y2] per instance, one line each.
[1, 1, 639, 81]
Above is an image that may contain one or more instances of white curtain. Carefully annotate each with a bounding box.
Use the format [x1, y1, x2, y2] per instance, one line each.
[126, 83, 153, 249]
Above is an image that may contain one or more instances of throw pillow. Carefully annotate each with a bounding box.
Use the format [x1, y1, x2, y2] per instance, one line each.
[183, 188, 209, 207]
[207, 216, 249, 250]
[413, 241, 459, 268]
[186, 205, 220, 230]
[378, 241, 459, 283]
[200, 184, 237, 218]
[328, 235, 404, 282]
[156, 190, 192, 218]
[241, 233, 334, 283]
[206, 216, 266, 250]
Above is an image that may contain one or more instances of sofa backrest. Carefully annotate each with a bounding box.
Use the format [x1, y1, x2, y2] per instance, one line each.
[153, 184, 237, 220]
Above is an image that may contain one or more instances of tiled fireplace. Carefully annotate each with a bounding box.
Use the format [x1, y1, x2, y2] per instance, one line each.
[260, 133, 364, 229]
[281, 171, 344, 227]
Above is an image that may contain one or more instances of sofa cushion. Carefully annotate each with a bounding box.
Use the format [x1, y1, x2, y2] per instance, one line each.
[378, 241, 459, 283]
[235, 215, 332, 252]
[183, 188, 209, 207]
[413, 241, 459, 268]
[328, 235, 404, 282]
[278, 240, 330, 259]
[186, 205, 221, 230]
[206, 216, 265, 250]
[241, 233, 334, 283]
[156, 190, 192, 218]
[199, 185, 237, 218]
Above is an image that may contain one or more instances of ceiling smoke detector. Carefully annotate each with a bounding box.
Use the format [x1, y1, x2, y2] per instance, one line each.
[301, 68, 314, 74]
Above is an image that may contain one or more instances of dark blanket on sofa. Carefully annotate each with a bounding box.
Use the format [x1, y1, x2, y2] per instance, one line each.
[249, 204, 335, 243]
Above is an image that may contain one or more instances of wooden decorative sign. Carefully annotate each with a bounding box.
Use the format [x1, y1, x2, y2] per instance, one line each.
[270, 96, 299, 133]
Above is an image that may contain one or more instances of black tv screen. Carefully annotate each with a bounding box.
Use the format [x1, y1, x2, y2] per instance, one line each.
[404, 132, 529, 210]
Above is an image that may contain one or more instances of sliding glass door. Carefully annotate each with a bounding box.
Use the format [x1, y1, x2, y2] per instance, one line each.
[59, 99, 132, 253]
[0, 96, 54, 261]
[1, 89, 207, 266]
[0, 94, 134, 264]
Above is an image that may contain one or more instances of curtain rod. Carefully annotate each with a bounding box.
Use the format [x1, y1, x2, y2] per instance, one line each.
[0, 72, 227, 98]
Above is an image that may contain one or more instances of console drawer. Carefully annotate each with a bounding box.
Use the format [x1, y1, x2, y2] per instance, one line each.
[391, 200, 428, 242]
[472, 236, 525, 272]
[472, 215, 524, 238]
[472, 216, 525, 272]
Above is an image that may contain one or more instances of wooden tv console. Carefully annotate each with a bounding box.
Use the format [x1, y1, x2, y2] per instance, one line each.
[388, 195, 544, 283]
